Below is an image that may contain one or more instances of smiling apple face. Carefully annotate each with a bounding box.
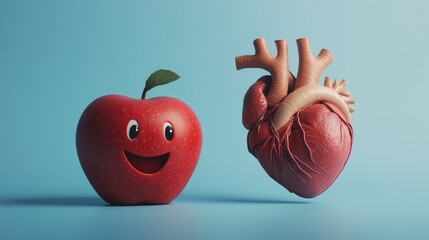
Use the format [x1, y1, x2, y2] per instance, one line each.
[122, 109, 175, 175]
[76, 95, 202, 205]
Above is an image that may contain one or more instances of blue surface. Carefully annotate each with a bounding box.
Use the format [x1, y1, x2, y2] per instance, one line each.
[1, 0, 428, 239]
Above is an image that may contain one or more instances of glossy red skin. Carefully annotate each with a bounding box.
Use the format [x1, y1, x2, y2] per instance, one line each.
[76, 95, 202, 205]
[243, 77, 353, 198]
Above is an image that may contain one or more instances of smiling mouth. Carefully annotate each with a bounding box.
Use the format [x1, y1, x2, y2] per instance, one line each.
[124, 151, 170, 174]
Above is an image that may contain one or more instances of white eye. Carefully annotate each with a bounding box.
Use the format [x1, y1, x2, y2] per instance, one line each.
[163, 122, 174, 141]
[127, 120, 139, 140]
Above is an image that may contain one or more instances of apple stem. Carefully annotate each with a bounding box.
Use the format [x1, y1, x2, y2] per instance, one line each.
[141, 87, 149, 99]
[141, 69, 180, 99]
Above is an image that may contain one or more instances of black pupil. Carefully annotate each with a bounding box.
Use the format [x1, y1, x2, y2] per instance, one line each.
[165, 125, 174, 141]
[129, 125, 138, 139]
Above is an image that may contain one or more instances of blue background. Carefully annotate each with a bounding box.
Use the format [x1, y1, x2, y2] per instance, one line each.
[1, 0, 428, 239]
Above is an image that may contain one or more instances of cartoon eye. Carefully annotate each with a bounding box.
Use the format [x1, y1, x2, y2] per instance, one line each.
[163, 122, 174, 141]
[127, 120, 139, 140]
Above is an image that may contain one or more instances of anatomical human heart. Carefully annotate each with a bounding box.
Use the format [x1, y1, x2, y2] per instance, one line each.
[236, 38, 355, 198]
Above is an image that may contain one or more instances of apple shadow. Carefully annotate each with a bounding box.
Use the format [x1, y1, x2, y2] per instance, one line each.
[1, 195, 313, 206]
[178, 194, 313, 204]
[0, 197, 107, 207]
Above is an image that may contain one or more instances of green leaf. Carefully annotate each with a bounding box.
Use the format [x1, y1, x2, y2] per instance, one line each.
[146, 69, 180, 91]
[142, 69, 180, 99]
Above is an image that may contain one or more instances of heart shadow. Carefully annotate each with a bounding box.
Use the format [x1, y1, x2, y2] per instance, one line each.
[178, 194, 312, 204]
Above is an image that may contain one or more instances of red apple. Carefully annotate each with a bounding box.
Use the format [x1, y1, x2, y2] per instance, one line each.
[76, 70, 202, 205]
